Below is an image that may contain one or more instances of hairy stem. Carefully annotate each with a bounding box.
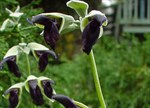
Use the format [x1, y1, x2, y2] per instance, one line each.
[89, 50, 106, 108]
[74, 101, 89, 108]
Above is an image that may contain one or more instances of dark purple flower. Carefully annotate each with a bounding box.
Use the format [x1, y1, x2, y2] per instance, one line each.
[29, 15, 60, 50]
[36, 50, 58, 72]
[41, 79, 54, 98]
[28, 80, 44, 106]
[8, 88, 19, 108]
[82, 17, 107, 54]
[0, 56, 21, 77]
[52, 94, 77, 108]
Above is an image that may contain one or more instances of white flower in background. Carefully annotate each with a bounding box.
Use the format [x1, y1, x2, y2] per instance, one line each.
[0, 18, 14, 31]
[6, 5, 23, 18]
[0, 6, 23, 31]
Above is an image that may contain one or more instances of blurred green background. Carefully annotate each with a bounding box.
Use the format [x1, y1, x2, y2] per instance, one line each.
[0, 0, 150, 108]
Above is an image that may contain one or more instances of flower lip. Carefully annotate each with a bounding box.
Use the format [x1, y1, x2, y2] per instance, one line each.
[43, 20, 59, 50]
[52, 94, 77, 108]
[0, 56, 21, 77]
[92, 14, 107, 26]
[26, 18, 34, 25]
[44, 50, 58, 59]
[28, 79, 44, 106]
[38, 50, 58, 72]
[7, 59, 21, 77]
[29, 15, 60, 50]
[0, 56, 13, 69]
[82, 19, 100, 54]
[42, 80, 54, 98]
[31, 15, 51, 25]
[8, 88, 19, 108]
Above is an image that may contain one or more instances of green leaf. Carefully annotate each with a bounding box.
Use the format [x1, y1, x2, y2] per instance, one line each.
[40, 12, 78, 34]
[28, 42, 49, 51]
[4, 45, 20, 59]
[67, 0, 89, 18]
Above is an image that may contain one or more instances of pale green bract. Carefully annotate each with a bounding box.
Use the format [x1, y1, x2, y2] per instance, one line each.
[67, 0, 89, 18]
[39, 12, 79, 35]
[3, 82, 24, 108]
[28, 42, 49, 51]
[4, 42, 49, 59]
[3, 82, 24, 98]
[25, 75, 37, 92]
[4, 46, 20, 59]
[38, 76, 56, 102]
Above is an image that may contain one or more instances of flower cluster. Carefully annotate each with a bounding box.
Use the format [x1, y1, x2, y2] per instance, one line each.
[28, 0, 107, 54]
[0, 42, 57, 77]
[3, 76, 77, 108]
[0, 6, 23, 31]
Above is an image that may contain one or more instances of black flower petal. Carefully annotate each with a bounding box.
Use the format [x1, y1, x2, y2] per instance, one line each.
[0, 56, 11, 69]
[31, 15, 60, 50]
[41, 80, 54, 98]
[82, 19, 101, 54]
[9, 88, 19, 108]
[52, 94, 77, 108]
[39, 52, 48, 72]
[28, 80, 44, 106]
[38, 50, 57, 72]
[0, 56, 21, 77]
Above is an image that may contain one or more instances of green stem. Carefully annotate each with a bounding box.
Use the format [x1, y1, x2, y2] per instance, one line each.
[89, 50, 106, 108]
[33, 104, 37, 108]
[26, 54, 31, 75]
[32, 50, 39, 61]
[74, 101, 89, 108]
